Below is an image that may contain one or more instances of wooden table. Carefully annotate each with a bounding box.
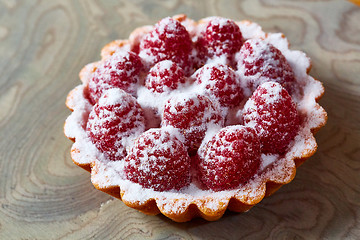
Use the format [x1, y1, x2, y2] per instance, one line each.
[0, 0, 359, 239]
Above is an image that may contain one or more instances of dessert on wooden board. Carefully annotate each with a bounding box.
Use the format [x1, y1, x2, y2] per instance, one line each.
[64, 14, 327, 222]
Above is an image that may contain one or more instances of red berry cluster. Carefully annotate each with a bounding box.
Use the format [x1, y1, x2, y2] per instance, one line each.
[145, 60, 186, 93]
[243, 82, 301, 154]
[195, 63, 244, 107]
[88, 51, 143, 104]
[162, 94, 224, 151]
[124, 128, 191, 191]
[196, 17, 243, 67]
[139, 17, 193, 74]
[197, 126, 261, 191]
[86, 88, 145, 161]
[85, 16, 302, 192]
[237, 39, 296, 93]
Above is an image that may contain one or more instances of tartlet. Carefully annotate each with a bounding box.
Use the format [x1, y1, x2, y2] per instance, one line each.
[64, 14, 327, 222]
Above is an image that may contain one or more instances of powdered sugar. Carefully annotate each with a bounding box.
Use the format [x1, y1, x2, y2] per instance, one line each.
[64, 86, 93, 139]
[88, 50, 142, 103]
[145, 60, 186, 93]
[236, 38, 296, 96]
[138, 17, 193, 73]
[124, 127, 191, 191]
[194, 62, 244, 107]
[162, 93, 224, 150]
[86, 88, 145, 161]
[64, 16, 327, 219]
[260, 154, 278, 171]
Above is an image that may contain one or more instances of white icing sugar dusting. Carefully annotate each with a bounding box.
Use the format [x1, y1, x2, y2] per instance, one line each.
[138, 17, 190, 69]
[101, 41, 132, 60]
[199, 123, 223, 150]
[178, 18, 197, 39]
[194, 62, 240, 99]
[145, 60, 188, 93]
[64, 85, 92, 139]
[64, 16, 327, 217]
[97, 88, 129, 106]
[264, 33, 289, 53]
[79, 62, 100, 85]
[209, 17, 231, 28]
[126, 127, 186, 177]
[129, 25, 153, 49]
[90, 50, 140, 98]
[87, 88, 146, 160]
[237, 20, 266, 39]
[155, 59, 173, 70]
[236, 38, 296, 99]
[260, 154, 278, 171]
[137, 85, 190, 117]
[158, 17, 179, 35]
[259, 82, 284, 104]
[91, 159, 123, 189]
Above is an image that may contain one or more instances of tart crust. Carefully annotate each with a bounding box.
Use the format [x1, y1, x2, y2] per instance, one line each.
[64, 15, 327, 222]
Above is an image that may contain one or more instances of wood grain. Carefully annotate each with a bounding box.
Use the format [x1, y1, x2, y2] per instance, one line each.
[0, 0, 359, 239]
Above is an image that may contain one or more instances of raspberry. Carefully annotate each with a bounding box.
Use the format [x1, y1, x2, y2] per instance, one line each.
[124, 128, 191, 191]
[195, 63, 244, 107]
[196, 17, 243, 64]
[237, 39, 295, 93]
[88, 50, 143, 104]
[86, 88, 145, 161]
[145, 60, 186, 93]
[197, 126, 261, 191]
[139, 17, 193, 74]
[243, 82, 301, 154]
[162, 94, 224, 151]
